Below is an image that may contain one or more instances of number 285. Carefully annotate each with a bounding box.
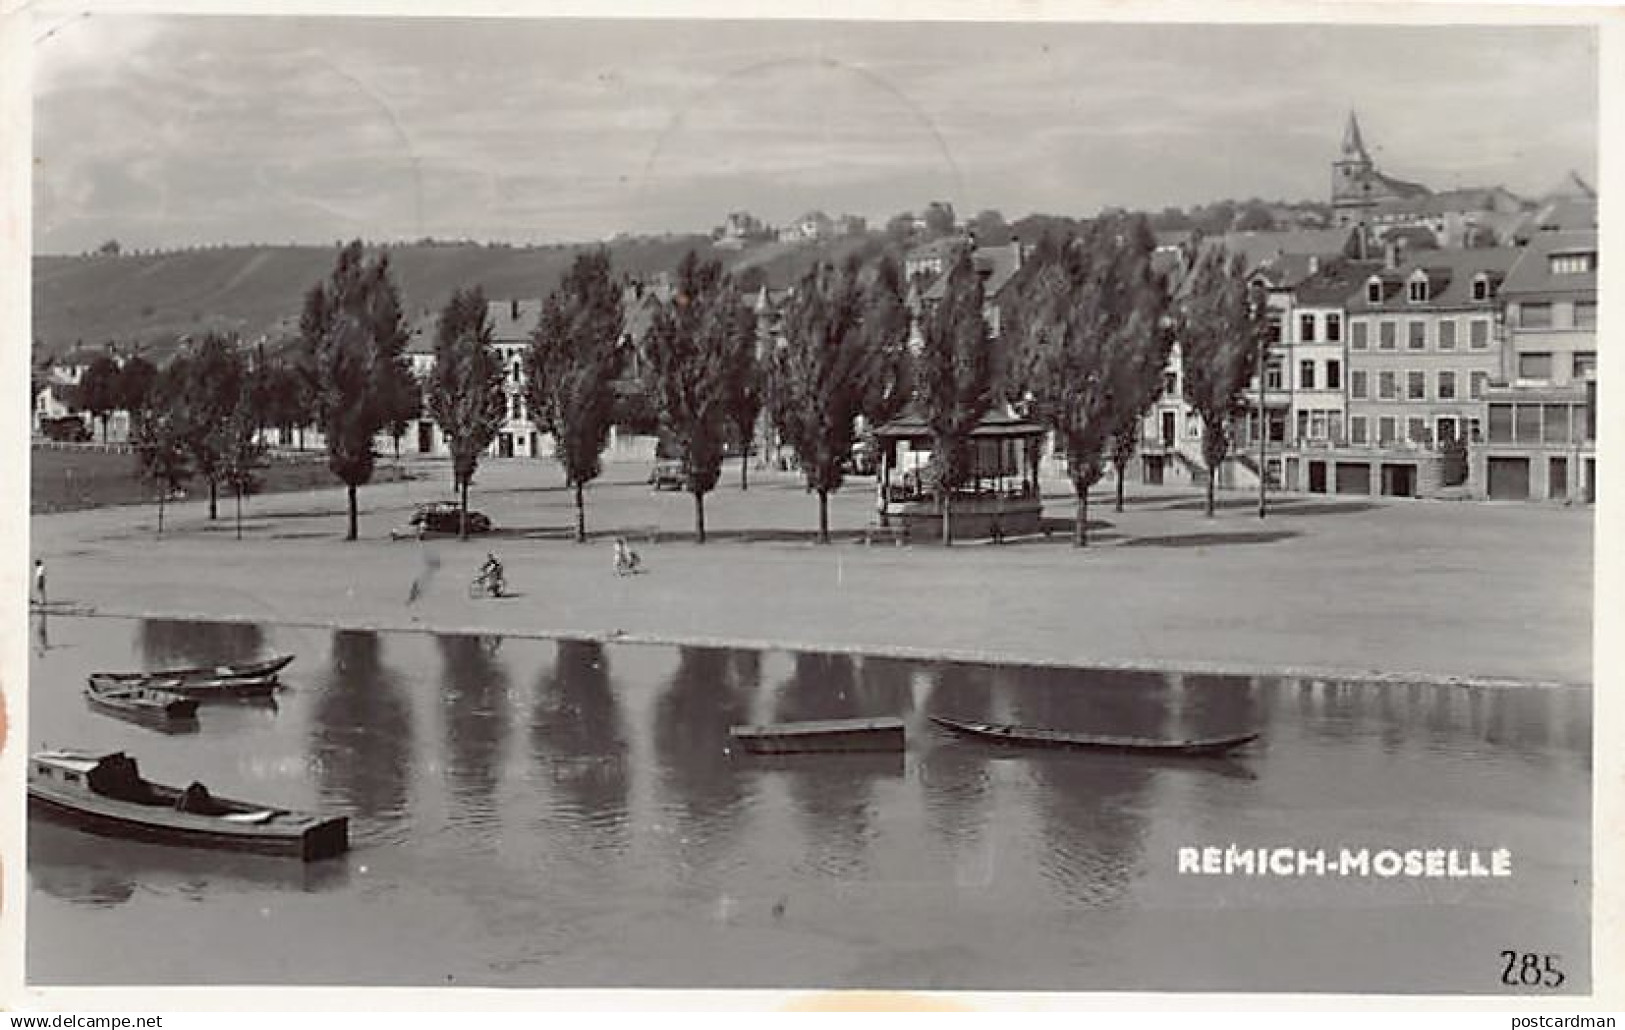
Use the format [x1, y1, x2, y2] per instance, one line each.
[1501, 951, 1564, 988]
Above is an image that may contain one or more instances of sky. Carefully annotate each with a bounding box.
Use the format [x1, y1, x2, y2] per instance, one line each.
[29, 13, 1601, 254]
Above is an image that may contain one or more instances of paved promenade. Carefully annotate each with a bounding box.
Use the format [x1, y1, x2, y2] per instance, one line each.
[27, 455, 1597, 686]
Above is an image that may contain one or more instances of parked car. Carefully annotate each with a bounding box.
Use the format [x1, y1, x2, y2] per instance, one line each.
[649, 460, 687, 491]
[40, 416, 91, 442]
[393, 501, 492, 538]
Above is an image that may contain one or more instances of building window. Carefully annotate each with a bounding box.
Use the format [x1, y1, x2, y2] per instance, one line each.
[1379, 417, 1397, 445]
[1438, 319, 1457, 350]
[1164, 371, 1178, 397]
[1488, 404, 1513, 442]
[1573, 351, 1597, 379]
[1299, 314, 1316, 343]
[1470, 319, 1489, 349]
[1326, 360, 1341, 390]
[1574, 301, 1597, 330]
[1469, 417, 1482, 442]
[1407, 371, 1426, 400]
[1366, 278, 1383, 304]
[1379, 321, 1397, 349]
[1438, 371, 1456, 400]
[1299, 360, 1316, 390]
[1518, 352, 1553, 381]
[1296, 410, 1309, 443]
[1470, 371, 1488, 400]
[1351, 321, 1368, 350]
[1379, 371, 1397, 399]
[1519, 303, 1553, 329]
[1265, 357, 1283, 390]
[1351, 416, 1368, 445]
[1408, 276, 1429, 303]
[1326, 313, 1342, 342]
[1549, 252, 1595, 275]
[1515, 404, 1542, 443]
[1310, 411, 1328, 440]
[1472, 275, 1490, 301]
[1266, 314, 1282, 343]
[1408, 321, 1426, 350]
[1544, 404, 1571, 443]
[1329, 411, 1344, 443]
[1351, 370, 1368, 399]
[1407, 417, 1429, 446]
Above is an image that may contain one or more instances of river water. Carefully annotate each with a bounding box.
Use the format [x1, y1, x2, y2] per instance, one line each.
[26, 615, 1591, 993]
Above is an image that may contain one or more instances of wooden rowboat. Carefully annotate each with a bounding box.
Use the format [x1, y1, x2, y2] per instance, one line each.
[85, 680, 200, 723]
[729, 716, 906, 754]
[92, 654, 293, 684]
[27, 750, 348, 861]
[88, 671, 280, 699]
[929, 715, 1259, 756]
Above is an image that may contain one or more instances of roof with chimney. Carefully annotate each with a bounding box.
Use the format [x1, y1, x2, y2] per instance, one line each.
[1201, 227, 1357, 276]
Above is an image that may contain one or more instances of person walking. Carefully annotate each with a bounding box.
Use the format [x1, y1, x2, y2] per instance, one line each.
[33, 559, 46, 608]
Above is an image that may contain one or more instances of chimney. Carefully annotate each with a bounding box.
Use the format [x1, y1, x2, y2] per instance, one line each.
[1012, 235, 1023, 269]
[1307, 255, 1319, 276]
[510, 298, 519, 320]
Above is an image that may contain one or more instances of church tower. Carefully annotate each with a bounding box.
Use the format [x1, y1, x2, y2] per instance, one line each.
[1331, 110, 1376, 229]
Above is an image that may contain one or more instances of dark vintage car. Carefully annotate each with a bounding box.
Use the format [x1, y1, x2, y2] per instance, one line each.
[393, 502, 492, 538]
[649, 460, 688, 491]
[40, 416, 92, 442]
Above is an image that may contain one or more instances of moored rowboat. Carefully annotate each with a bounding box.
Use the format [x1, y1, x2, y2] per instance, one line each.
[729, 716, 906, 754]
[929, 715, 1259, 756]
[84, 680, 200, 722]
[27, 750, 348, 861]
[88, 671, 279, 699]
[91, 653, 293, 685]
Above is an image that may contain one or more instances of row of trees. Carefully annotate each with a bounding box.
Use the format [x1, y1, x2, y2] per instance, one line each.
[121, 224, 1263, 548]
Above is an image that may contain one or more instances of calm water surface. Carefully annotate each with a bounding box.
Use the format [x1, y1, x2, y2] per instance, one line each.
[27, 615, 1591, 992]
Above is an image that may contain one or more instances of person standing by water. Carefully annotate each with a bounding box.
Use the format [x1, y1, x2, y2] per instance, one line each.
[33, 559, 46, 608]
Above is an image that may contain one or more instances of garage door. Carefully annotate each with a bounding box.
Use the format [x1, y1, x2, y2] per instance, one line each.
[1487, 457, 1530, 500]
[1335, 462, 1371, 495]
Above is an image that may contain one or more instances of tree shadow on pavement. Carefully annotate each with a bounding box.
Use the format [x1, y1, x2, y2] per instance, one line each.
[1117, 530, 1300, 548]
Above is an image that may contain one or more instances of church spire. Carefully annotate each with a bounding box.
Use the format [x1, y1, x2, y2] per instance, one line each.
[1342, 110, 1371, 163]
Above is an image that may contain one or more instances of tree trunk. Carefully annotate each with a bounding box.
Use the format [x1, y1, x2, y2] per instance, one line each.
[1205, 467, 1217, 518]
[817, 488, 829, 544]
[459, 480, 468, 541]
[740, 451, 748, 491]
[235, 485, 243, 541]
[100, 416, 109, 444]
[693, 490, 707, 544]
[1114, 459, 1127, 513]
[574, 481, 586, 542]
[941, 491, 952, 546]
[157, 494, 165, 538]
[1075, 484, 1089, 547]
[346, 484, 358, 540]
[208, 480, 218, 521]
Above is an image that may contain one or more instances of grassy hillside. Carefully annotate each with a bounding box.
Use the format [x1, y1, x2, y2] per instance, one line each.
[31, 232, 899, 356]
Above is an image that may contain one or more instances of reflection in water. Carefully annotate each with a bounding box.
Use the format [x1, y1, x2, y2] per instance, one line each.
[26, 616, 1594, 992]
[769, 653, 880, 879]
[435, 634, 511, 844]
[531, 640, 631, 854]
[139, 619, 265, 670]
[652, 646, 750, 875]
[34, 611, 50, 658]
[1003, 670, 1156, 908]
[308, 630, 415, 838]
[919, 663, 996, 855]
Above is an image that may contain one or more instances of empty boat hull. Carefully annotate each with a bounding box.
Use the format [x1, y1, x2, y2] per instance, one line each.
[929, 715, 1259, 756]
[729, 716, 906, 754]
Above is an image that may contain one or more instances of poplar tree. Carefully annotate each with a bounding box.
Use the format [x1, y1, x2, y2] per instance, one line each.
[426, 287, 506, 540]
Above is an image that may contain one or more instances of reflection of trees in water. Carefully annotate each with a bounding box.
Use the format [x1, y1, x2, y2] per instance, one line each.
[1003, 675, 1156, 909]
[139, 619, 265, 669]
[858, 655, 918, 718]
[308, 630, 414, 826]
[769, 653, 883, 878]
[531, 639, 630, 853]
[918, 662, 995, 852]
[435, 633, 512, 837]
[652, 646, 752, 872]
